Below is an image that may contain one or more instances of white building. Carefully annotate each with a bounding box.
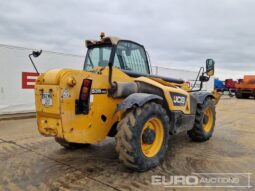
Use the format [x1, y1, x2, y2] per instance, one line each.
[0, 44, 214, 115]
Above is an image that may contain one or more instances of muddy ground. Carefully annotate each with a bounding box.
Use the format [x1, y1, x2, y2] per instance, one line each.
[0, 97, 254, 191]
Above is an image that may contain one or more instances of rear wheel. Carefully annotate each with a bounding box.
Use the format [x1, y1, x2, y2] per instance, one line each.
[188, 97, 215, 142]
[55, 138, 90, 149]
[242, 93, 251, 99]
[115, 102, 170, 171]
[235, 90, 250, 99]
[235, 89, 243, 99]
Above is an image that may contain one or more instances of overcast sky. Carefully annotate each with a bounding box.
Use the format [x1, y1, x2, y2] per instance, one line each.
[0, 0, 255, 79]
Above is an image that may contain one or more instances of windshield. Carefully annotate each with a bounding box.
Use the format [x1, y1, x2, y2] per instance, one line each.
[84, 46, 112, 71]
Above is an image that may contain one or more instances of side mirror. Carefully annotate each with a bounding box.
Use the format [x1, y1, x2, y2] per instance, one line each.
[206, 59, 215, 76]
[32, 50, 42, 58]
[29, 50, 42, 75]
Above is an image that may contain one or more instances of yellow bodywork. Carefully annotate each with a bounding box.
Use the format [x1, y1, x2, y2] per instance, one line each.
[35, 66, 213, 144]
[211, 90, 221, 104]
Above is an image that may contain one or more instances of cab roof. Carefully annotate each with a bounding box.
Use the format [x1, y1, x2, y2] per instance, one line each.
[85, 36, 121, 48]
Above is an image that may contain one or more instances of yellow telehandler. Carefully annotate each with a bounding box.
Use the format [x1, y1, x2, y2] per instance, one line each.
[31, 33, 220, 171]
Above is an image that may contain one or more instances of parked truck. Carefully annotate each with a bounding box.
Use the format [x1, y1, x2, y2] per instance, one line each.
[214, 79, 225, 92]
[235, 75, 255, 99]
[214, 78, 237, 96]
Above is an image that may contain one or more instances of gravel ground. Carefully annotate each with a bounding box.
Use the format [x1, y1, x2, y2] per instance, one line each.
[0, 97, 254, 191]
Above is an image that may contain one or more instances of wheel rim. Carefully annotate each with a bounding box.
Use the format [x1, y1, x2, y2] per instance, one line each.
[141, 117, 164, 158]
[203, 107, 214, 133]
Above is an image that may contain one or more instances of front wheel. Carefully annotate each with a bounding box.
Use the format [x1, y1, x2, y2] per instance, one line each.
[115, 102, 170, 171]
[188, 97, 216, 142]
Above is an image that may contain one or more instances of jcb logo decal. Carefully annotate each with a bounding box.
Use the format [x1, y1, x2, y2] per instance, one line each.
[173, 96, 186, 104]
[170, 93, 187, 106]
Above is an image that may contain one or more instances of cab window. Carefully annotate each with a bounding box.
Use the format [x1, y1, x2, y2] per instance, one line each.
[113, 41, 149, 74]
[84, 46, 112, 71]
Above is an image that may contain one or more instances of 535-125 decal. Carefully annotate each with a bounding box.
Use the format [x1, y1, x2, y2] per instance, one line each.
[91, 89, 107, 94]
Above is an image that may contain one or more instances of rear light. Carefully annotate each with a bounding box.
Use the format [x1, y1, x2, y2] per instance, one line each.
[76, 79, 92, 114]
[83, 79, 91, 87]
[81, 87, 89, 100]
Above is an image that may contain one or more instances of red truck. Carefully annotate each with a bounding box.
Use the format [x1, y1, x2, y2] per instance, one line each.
[235, 75, 255, 99]
[225, 79, 237, 90]
[224, 79, 237, 96]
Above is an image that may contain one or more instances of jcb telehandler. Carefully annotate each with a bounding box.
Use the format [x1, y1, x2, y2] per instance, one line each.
[31, 33, 220, 171]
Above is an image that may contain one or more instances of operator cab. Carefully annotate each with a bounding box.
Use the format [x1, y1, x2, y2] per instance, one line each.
[84, 39, 150, 75]
[83, 34, 184, 84]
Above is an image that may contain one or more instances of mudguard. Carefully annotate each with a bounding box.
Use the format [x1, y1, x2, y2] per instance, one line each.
[191, 91, 214, 104]
[116, 93, 163, 112]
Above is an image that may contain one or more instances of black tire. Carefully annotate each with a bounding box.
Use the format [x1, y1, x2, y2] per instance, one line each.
[242, 94, 251, 99]
[187, 97, 216, 142]
[55, 137, 90, 149]
[235, 90, 250, 99]
[115, 102, 170, 171]
[235, 89, 243, 99]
